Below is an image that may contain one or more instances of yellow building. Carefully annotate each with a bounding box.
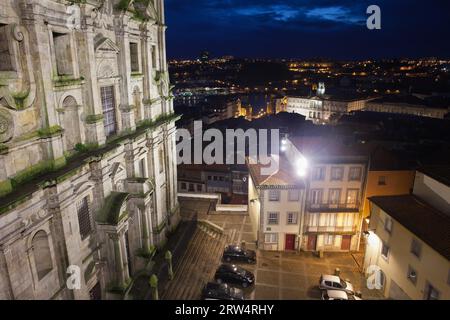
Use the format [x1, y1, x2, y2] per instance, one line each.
[364, 167, 450, 300]
[363, 147, 416, 219]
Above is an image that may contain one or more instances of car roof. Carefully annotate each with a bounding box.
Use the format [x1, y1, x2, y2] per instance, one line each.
[326, 290, 348, 299]
[219, 264, 239, 271]
[205, 282, 226, 290]
[322, 274, 341, 283]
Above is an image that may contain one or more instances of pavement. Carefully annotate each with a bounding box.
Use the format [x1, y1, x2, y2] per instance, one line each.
[178, 198, 385, 300]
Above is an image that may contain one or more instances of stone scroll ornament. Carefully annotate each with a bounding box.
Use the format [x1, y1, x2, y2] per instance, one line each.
[0, 109, 13, 143]
[0, 24, 36, 111]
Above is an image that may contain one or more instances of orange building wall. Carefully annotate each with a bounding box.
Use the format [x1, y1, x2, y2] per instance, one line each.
[363, 170, 416, 218]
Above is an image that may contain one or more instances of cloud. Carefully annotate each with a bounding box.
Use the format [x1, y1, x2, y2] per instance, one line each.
[165, 0, 450, 59]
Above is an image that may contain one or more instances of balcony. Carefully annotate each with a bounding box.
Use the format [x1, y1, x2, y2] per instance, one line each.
[306, 225, 357, 234]
[307, 201, 360, 212]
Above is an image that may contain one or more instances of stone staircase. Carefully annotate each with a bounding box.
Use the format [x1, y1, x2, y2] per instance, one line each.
[162, 221, 230, 300]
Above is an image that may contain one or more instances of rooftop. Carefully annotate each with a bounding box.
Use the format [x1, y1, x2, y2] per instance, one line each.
[418, 165, 450, 187]
[247, 155, 305, 188]
[289, 136, 370, 160]
[370, 195, 450, 260]
[368, 95, 449, 109]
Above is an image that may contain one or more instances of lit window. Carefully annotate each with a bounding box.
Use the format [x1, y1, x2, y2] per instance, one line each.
[267, 212, 279, 225]
[324, 235, 334, 246]
[265, 233, 278, 244]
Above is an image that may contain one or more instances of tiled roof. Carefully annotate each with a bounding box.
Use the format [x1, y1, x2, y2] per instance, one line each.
[247, 155, 305, 188]
[289, 136, 370, 159]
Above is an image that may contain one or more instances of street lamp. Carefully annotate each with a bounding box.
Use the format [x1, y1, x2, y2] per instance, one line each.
[296, 157, 308, 177]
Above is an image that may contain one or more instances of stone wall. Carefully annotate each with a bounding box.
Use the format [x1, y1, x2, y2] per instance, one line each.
[0, 0, 178, 300]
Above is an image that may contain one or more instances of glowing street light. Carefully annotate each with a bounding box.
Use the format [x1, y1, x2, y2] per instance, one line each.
[296, 156, 308, 177]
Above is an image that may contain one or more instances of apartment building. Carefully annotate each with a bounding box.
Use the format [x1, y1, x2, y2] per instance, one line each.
[248, 136, 370, 252]
[364, 166, 450, 300]
[285, 137, 369, 252]
[247, 155, 306, 251]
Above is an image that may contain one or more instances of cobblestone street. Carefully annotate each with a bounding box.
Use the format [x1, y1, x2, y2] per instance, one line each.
[176, 198, 384, 300]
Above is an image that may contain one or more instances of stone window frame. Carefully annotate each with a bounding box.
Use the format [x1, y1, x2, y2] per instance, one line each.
[26, 226, 56, 285]
[129, 40, 141, 73]
[98, 80, 122, 139]
[47, 25, 79, 79]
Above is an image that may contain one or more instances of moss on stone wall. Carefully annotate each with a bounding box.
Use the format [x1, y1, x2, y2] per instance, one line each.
[0, 144, 8, 155]
[38, 125, 64, 138]
[0, 180, 13, 197]
[85, 114, 104, 124]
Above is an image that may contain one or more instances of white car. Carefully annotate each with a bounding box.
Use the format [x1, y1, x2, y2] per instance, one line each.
[319, 275, 355, 295]
[321, 290, 362, 300]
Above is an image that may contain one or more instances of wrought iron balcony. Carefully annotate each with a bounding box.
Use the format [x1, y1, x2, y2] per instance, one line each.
[307, 201, 360, 212]
[306, 225, 357, 234]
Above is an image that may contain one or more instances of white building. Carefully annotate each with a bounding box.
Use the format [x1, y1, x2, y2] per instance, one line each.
[247, 136, 369, 252]
[363, 166, 450, 300]
[285, 93, 370, 124]
[247, 155, 306, 251]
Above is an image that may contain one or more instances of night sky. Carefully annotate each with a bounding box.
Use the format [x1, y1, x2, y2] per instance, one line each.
[165, 0, 450, 60]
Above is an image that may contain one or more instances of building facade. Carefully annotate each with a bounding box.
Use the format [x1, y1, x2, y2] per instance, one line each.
[285, 137, 368, 252]
[247, 156, 306, 251]
[364, 96, 449, 119]
[0, 0, 178, 300]
[285, 94, 370, 124]
[248, 137, 370, 253]
[363, 167, 450, 300]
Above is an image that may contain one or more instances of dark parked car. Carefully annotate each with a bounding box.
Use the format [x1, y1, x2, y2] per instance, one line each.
[201, 282, 244, 300]
[222, 245, 256, 264]
[214, 264, 255, 288]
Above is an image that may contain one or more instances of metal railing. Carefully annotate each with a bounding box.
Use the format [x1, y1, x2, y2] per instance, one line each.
[306, 225, 357, 233]
[307, 201, 360, 212]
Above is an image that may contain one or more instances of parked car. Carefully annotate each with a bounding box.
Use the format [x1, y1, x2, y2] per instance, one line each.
[222, 245, 256, 264]
[214, 264, 255, 288]
[321, 290, 362, 300]
[201, 282, 245, 300]
[319, 275, 355, 295]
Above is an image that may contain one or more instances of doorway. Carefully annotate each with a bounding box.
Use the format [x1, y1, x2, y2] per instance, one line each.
[285, 234, 296, 251]
[307, 235, 317, 251]
[341, 235, 352, 251]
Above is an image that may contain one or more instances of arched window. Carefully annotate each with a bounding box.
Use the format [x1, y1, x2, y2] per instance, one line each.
[32, 231, 53, 280]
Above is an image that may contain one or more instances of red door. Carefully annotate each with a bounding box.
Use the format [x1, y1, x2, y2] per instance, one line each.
[341, 235, 352, 250]
[285, 234, 296, 250]
[307, 235, 317, 251]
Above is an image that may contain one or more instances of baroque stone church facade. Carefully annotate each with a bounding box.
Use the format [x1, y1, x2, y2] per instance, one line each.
[0, 0, 179, 299]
